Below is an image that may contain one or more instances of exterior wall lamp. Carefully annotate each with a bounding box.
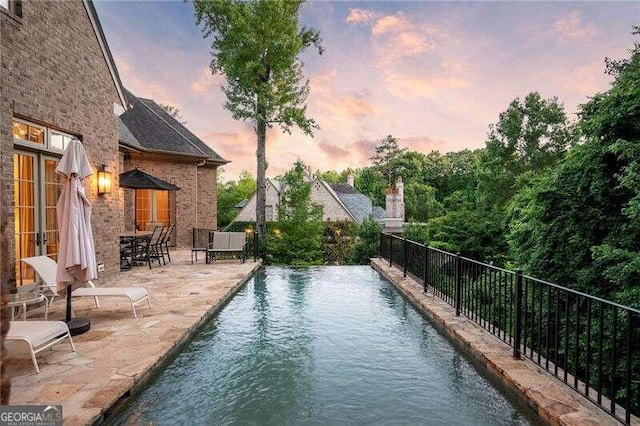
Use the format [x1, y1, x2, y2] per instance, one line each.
[97, 164, 112, 195]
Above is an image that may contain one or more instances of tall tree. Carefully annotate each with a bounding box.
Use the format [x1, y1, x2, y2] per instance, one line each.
[477, 92, 574, 211]
[370, 135, 405, 185]
[194, 0, 323, 243]
[507, 29, 640, 301]
[269, 160, 323, 265]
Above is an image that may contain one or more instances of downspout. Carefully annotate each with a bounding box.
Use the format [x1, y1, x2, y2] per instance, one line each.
[195, 160, 206, 227]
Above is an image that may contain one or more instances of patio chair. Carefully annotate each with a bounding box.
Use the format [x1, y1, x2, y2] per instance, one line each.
[133, 226, 164, 269]
[6, 320, 76, 373]
[21, 256, 151, 318]
[160, 224, 175, 263]
[191, 228, 214, 263]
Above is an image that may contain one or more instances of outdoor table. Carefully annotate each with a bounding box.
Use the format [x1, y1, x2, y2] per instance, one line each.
[120, 231, 153, 268]
[9, 292, 48, 321]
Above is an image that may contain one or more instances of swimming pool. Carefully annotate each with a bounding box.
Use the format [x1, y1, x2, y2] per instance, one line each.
[111, 266, 535, 425]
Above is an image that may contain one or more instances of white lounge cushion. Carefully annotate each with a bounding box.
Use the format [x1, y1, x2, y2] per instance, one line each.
[7, 321, 68, 347]
[73, 286, 148, 302]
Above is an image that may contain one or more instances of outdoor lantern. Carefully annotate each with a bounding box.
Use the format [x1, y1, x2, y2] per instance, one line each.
[97, 164, 112, 195]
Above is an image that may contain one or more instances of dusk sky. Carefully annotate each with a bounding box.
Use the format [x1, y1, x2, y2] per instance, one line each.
[94, 1, 638, 181]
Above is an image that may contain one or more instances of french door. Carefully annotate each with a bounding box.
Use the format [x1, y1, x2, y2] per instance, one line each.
[14, 151, 63, 286]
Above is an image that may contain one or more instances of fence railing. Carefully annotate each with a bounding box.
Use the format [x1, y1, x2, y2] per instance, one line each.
[379, 232, 640, 425]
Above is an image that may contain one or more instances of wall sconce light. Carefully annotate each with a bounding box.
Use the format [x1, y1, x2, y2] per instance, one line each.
[97, 164, 112, 195]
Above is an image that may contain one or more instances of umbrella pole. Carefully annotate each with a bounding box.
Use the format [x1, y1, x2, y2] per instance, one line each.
[66, 285, 72, 322]
[65, 283, 91, 336]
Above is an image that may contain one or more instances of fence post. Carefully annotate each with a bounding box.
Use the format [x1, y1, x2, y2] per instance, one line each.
[423, 245, 429, 293]
[455, 253, 461, 316]
[389, 236, 393, 267]
[513, 270, 523, 359]
[403, 238, 407, 277]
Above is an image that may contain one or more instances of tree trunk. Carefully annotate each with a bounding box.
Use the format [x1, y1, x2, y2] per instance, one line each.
[256, 107, 267, 248]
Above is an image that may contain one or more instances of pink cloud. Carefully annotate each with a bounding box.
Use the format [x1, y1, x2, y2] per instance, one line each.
[552, 10, 600, 42]
[385, 73, 470, 100]
[346, 8, 378, 24]
[309, 68, 337, 97]
[317, 140, 351, 160]
[372, 14, 412, 36]
[191, 67, 225, 94]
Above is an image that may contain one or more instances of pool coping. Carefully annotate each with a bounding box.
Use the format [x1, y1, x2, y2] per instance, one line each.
[371, 258, 625, 426]
[4, 252, 263, 425]
[95, 262, 262, 424]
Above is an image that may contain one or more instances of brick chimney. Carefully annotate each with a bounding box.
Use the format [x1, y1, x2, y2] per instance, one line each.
[347, 170, 354, 187]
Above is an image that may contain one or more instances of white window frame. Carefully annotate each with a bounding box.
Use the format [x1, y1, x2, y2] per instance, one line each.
[13, 118, 77, 154]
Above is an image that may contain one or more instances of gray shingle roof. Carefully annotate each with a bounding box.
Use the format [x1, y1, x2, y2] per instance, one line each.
[336, 192, 373, 223]
[372, 205, 387, 220]
[118, 119, 141, 148]
[119, 89, 228, 164]
[330, 183, 358, 194]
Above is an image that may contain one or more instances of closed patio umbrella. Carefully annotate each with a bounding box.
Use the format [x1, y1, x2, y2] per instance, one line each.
[55, 138, 96, 335]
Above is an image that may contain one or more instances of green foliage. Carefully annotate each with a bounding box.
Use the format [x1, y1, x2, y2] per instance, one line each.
[315, 169, 348, 184]
[404, 183, 441, 222]
[267, 161, 324, 265]
[354, 167, 385, 207]
[194, 0, 323, 134]
[194, 0, 323, 241]
[351, 217, 382, 265]
[322, 221, 356, 265]
[477, 92, 575, 212]
[217, 170, 256, 227]
[506, 30, 640, 300]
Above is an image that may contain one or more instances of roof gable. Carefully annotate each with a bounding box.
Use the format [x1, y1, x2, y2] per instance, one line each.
[119, 89, 228, 164]
[83, 0, 126, 108]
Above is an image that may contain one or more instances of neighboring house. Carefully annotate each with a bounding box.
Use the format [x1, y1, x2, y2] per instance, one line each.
[119, 89, 228, 247]
[234, 178, 283, 222]
[233, 173, 387, 224]
[2, 0, 127, 285]
[2, 0, 228, 287]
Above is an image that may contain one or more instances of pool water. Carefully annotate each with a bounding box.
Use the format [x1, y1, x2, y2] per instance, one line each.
[112, 266, 535, 425]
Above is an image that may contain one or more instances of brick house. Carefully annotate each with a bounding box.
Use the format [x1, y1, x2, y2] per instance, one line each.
[2, 0, 127, 286]
[234, 172, 387, 224]
[2, 0, 227, 287]
[119, 90, 228, 247]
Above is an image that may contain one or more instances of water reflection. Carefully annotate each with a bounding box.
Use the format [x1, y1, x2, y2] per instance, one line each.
[113, 266, 534, 425]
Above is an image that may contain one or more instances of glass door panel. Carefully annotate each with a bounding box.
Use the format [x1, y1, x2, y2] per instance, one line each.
[13, 153, 61, 286]
[13, 153, 38, 285]
[43, 158, 62, 261]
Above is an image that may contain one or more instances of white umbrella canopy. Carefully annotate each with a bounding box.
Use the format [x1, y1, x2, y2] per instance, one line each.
[55, 139, 96, 332]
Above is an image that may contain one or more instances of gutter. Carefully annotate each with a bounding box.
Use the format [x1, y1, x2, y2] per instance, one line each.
[195, 160, 207, 227]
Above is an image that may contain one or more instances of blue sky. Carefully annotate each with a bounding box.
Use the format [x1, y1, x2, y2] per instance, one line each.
[94, 0, 639, 180]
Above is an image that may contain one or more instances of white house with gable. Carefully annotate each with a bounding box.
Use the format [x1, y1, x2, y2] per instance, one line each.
[233, 172, 391, 225]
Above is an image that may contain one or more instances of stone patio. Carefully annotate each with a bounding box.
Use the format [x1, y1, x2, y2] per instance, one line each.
[5, 250, 261, 425]
[371, 258, 634, 426]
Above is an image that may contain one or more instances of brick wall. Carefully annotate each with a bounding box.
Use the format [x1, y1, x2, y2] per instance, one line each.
[122, 156, 218, 247]
[1, 1, 124, 284]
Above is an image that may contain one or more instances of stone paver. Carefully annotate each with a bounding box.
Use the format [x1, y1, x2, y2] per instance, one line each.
[371, 258, 632, 426]
[5, 251, 261, 425]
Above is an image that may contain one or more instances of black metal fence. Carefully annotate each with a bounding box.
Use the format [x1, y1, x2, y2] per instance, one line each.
[379, 232, 640, 424]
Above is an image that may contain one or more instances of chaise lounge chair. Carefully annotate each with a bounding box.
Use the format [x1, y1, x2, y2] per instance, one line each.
[21, 256, 151, 318]
[6, 320, 76, 373]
